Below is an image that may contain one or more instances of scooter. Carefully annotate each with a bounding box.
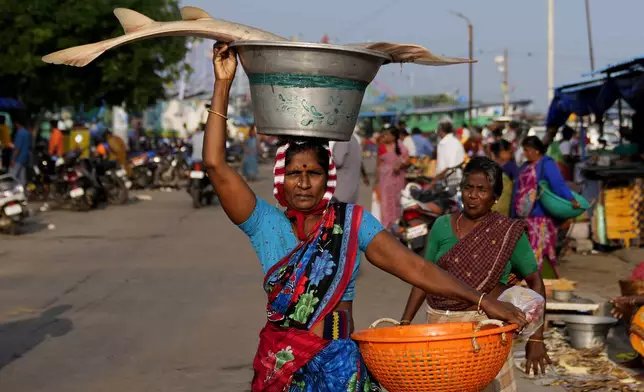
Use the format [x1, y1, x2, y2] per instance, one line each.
[87, 157, 130, 205]
[129, 151, 156, 189]
[187, 161, 216, 209]
[0, 173, 29, 234]
[58, 150, 106, 211]
[396, 168, 463, 255]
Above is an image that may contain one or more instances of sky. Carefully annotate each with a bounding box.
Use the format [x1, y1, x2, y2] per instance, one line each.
[186, 0, 643, 111]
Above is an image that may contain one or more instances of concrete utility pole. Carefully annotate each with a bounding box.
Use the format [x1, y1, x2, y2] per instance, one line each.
[585, 0, 595, 72]
[548, 0, 555, 103]
[503, 48, 509, 115]
[450, 10, 474, 127]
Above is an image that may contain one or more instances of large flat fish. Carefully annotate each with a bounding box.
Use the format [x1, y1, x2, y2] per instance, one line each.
[42, 7, 287, 67]
[42, 6, 474, 67]
[348, 42, 474, 66]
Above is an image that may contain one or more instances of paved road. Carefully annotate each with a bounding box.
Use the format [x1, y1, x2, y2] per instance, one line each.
[0, 166, 559, 391]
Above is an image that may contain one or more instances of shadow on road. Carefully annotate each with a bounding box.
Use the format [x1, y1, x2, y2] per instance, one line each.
[0, 304, 73, 371]
[16, 220, 49, 235]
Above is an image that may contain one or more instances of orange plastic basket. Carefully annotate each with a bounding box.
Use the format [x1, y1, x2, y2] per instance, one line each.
[351, 319, 518, 392]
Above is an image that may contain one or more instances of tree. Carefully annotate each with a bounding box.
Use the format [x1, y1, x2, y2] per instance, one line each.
[0, 0, 190, 115]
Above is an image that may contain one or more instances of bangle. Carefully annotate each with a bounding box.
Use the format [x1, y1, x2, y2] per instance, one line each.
[399, 319, 411, 325]
[527, 338, 544, 343]
[477, 293, 486, 313]
[208, 109, 228, 120]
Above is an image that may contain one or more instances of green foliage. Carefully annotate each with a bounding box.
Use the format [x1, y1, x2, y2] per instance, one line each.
[0, 0, 190, 113]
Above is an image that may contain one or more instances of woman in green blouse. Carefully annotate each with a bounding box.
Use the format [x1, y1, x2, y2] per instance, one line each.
[400, 157, 550, 391]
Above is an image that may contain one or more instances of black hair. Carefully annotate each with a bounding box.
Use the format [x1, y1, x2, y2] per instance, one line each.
[461, 156, 504, 198]
[411, 127, 422, 135]
[509, 121, 520, 130]
[561, 126, 574, 141]
[0, 115, 5, 124]
[384, 127, 402, 156]
[279, 137, 330, 174]
[50, 119, 57, 128]
[521, 135, 547, 155]
[489, 139, 512, 157]
[438, 121, 453, 134]
[492, 129, 503, 138]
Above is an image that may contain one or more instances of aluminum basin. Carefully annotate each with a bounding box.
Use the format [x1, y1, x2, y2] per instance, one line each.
[229, 41, 391, 141]
[561, 315, 617, 349]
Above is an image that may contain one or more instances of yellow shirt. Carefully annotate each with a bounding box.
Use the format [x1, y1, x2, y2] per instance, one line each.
[0, 124, 11, 147]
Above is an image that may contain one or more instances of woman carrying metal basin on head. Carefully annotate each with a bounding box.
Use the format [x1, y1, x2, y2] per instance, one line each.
[204, 42, 526, 392]
[400, 157, 551, 392]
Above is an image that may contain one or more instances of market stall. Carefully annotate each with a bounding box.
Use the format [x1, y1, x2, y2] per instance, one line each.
[547, 56, 644, 248]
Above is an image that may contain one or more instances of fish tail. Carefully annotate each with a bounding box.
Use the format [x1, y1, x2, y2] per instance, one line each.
[41, 41, 109, 67]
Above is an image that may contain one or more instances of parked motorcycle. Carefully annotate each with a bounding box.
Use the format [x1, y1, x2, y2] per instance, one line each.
[153, 145, 187, 188]
[397, 167, 463, 255]
[58, 151, 106, 211]
[129, 151, 156, 189]
[27, 146, 58, 201]
[0, 173, 29, 234]
[88, 157, 131, 205]
[187, 161, 216, 209]
[226, 139, 244, 164]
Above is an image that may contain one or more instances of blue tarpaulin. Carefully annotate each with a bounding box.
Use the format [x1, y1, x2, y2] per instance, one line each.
[547, 56, 644, 128]
[0, 98, 25, 110]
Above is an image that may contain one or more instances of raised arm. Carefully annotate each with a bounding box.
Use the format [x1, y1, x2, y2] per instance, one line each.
[365, 231, 527, 326]
[203, 43, 256, 224]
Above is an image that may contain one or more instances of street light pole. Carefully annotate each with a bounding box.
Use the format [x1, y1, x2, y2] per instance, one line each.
[450, 11, 474, 128]
[547, 0, 555, 103]
[503, 48, 509, 115]
[468, 23, 474, 128]
[585, 0, 595, 72]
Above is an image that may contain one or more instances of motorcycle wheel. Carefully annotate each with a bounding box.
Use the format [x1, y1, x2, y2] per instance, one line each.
[5, 222, 19, 235]
[190, 184, 202, 209]
[107, 177, 129, 205]
[133, 168, 153, 189]
[74, 196, 91, 212]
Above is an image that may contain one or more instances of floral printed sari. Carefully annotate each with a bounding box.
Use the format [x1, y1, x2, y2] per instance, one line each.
[252, 202, 379, 392]
[514, 162, 559, 277]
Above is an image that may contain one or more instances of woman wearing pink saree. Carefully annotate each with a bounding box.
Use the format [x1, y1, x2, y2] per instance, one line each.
[376, 127, 409, 229]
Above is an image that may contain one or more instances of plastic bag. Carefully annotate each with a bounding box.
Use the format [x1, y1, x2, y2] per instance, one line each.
[498, 286, 545, 337]
[371, 188, 381, 223]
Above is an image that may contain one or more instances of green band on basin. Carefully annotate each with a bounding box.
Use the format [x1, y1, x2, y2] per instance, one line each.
[248, 73, 369, 91]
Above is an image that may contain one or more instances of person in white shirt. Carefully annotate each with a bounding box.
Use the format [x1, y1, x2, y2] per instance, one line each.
[397, 121, 417, 157]
[433, 118, 466, 187]
[328, 131, 370, 204]
[503, 121, 519, 145]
